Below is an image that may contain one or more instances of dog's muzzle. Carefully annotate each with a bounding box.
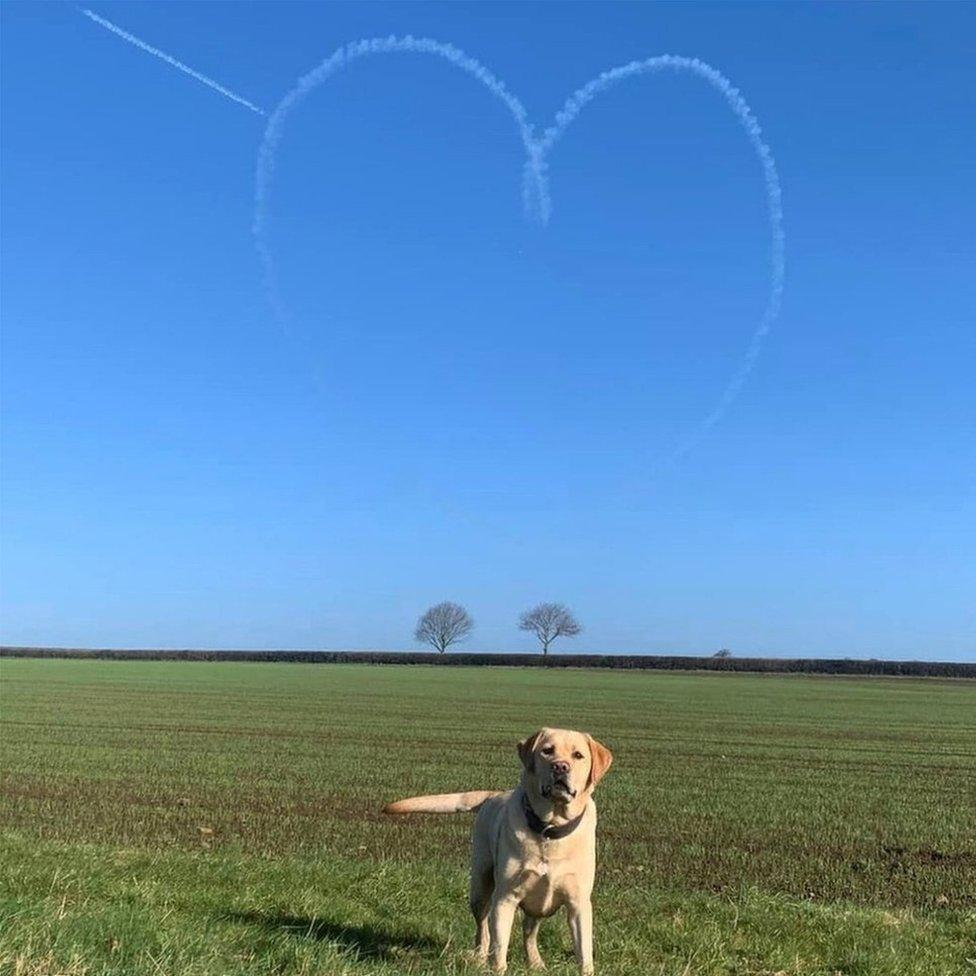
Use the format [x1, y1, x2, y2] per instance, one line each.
[543, 779, 577, 799]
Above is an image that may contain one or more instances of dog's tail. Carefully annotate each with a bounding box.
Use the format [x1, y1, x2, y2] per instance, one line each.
[383, 790, 502, 815]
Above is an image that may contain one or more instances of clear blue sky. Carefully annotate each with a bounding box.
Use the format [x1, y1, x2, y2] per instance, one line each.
[2, 2, 973, 659]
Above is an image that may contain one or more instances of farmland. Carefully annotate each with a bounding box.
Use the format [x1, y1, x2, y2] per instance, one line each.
[1, 659, 974, 975]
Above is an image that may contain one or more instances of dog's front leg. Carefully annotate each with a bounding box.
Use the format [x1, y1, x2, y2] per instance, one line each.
[567, 897, 594, 975]
[487, 891, 518, 973]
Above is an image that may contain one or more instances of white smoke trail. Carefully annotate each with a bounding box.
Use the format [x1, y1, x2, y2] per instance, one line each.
[531, 56, 785, 456]
[80, 9, 266, 116]
[254, 39, 784, 457]
[253, 35, 535, 328]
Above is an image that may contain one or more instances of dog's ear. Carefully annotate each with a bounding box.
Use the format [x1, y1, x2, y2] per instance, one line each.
[517, 730, 543, 772]
[585, 734, 613, 789]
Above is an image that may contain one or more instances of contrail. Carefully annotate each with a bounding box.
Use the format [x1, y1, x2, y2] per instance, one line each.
[80, 9, 265, 116]
[253, 38, 784, 457]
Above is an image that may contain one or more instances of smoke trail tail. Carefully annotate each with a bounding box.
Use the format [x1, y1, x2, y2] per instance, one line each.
[81, 8, 266, 116]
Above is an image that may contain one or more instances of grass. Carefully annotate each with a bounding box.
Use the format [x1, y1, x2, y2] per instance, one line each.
[1, 658, 974, 975]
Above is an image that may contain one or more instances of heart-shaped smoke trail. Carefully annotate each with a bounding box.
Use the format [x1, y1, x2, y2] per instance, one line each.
[532, 56, 785, 457]
[253, 36, 785, 460]
[253, 37, 537, 328]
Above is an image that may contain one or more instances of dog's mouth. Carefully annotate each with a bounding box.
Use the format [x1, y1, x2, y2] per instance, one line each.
[543, 779, 577, 800]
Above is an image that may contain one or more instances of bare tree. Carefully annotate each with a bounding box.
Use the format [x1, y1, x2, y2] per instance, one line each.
[414, 602, 473, 654]
[713, 648, 732, 659]
[518, 602, 582, 657]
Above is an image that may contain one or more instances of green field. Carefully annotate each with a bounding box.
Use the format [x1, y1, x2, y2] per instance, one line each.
[1, 659, 974, 975]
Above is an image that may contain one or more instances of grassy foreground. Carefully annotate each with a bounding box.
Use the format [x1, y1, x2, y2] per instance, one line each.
[1, 659, 974, 975]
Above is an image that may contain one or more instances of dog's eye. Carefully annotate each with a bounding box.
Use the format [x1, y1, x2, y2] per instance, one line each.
[542, 745, 554, 754]
[573, 751, 585, 760]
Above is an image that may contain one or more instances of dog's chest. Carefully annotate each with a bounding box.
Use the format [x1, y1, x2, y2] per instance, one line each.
[519, 863, 556, 915]
[516, 842, 576, 915]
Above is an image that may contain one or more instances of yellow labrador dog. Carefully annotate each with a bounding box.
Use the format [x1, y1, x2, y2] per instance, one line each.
[384, 728, 613, 974]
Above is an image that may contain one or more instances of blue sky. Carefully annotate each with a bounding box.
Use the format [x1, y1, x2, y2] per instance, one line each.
[2, 2, 973, 659]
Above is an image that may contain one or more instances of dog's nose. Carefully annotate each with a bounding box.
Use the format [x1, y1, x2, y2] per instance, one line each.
[551, 761, 570, 776]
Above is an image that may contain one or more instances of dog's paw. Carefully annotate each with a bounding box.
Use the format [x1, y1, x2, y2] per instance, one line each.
[460, 948, 489, 967]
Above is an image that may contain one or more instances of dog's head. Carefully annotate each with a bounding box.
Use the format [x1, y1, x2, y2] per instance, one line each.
[517, 727, 613, 803]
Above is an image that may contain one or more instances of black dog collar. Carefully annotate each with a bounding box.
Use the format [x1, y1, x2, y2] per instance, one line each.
[521, 790, 585, 840]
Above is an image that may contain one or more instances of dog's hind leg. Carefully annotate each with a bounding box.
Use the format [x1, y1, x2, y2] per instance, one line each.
[469, 858, 494, 962]
[522, 913, 546, 969]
